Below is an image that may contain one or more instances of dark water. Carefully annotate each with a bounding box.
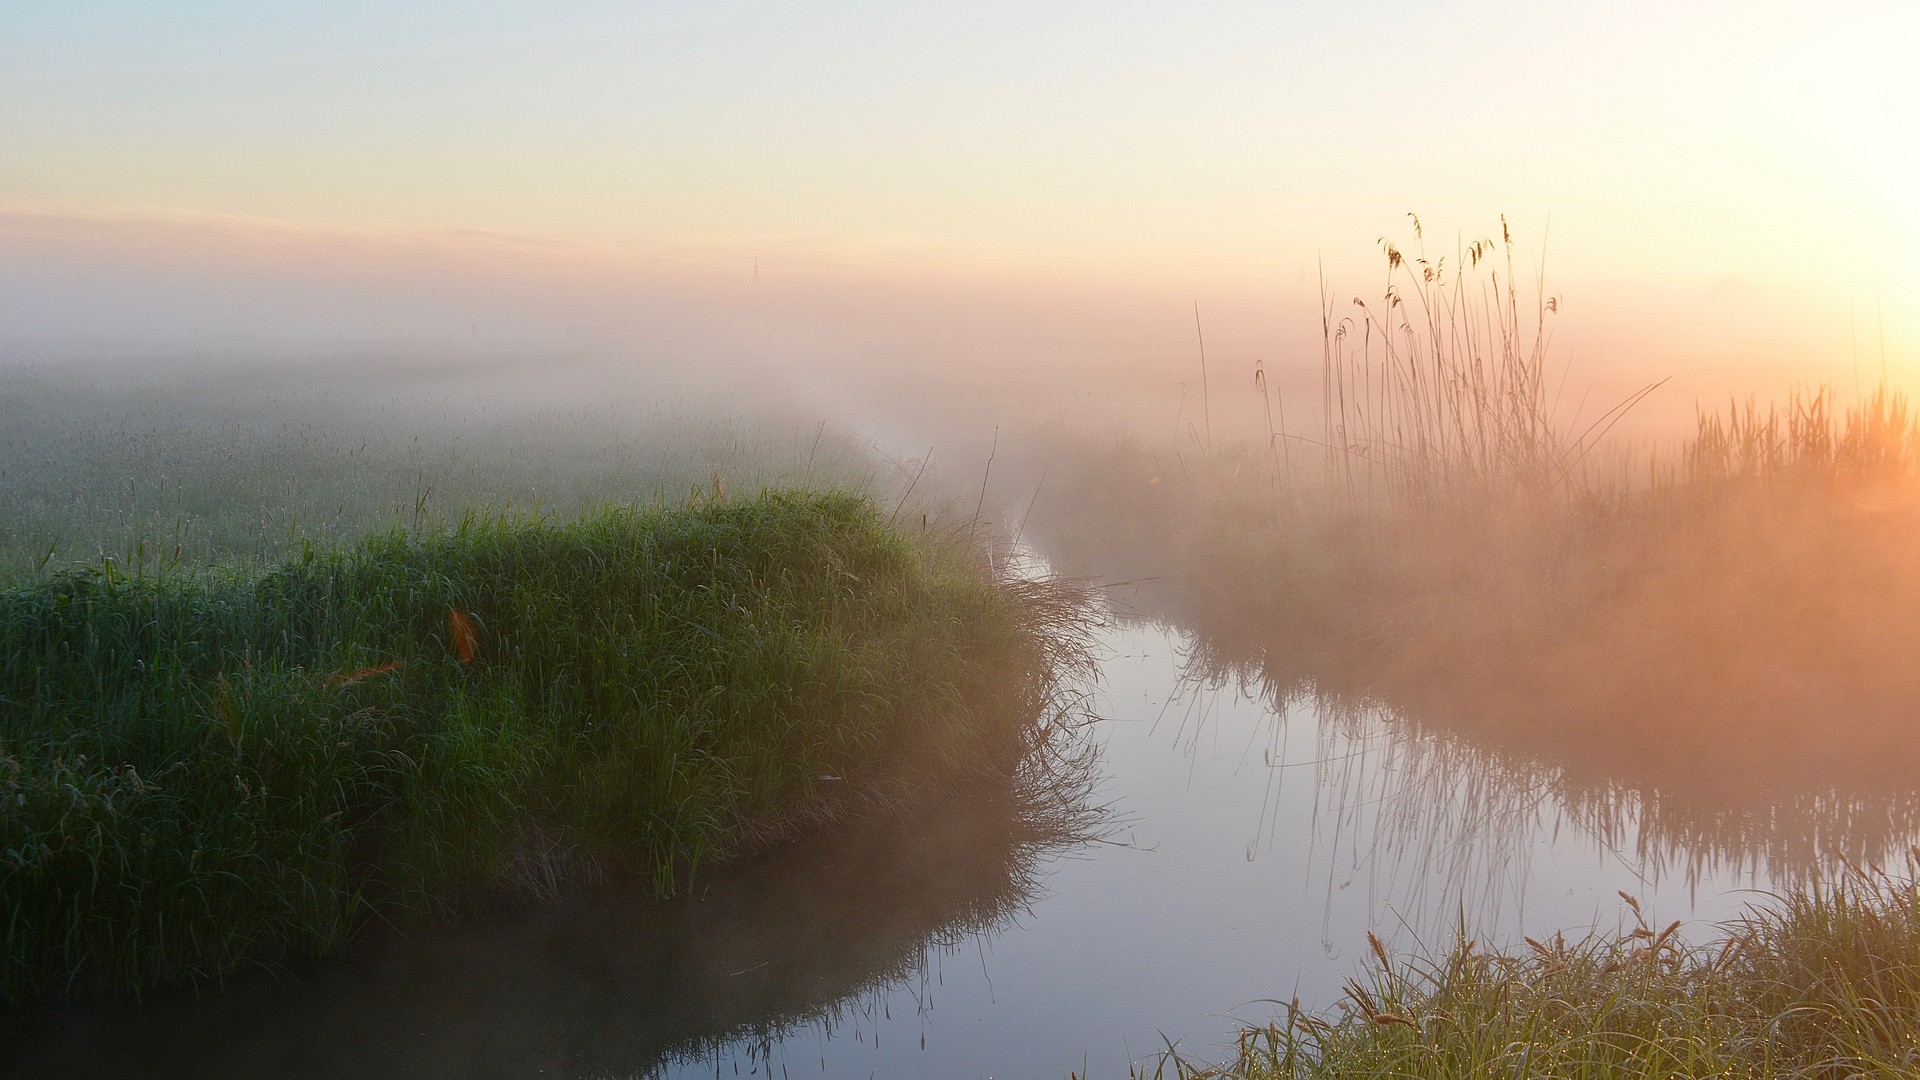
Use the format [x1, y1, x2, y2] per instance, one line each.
[6, 620, 1909, 1079]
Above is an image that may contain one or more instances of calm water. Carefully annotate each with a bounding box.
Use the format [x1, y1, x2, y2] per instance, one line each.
[3, 619, 1894, 1079]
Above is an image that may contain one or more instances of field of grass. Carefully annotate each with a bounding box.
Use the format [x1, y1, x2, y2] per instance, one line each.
[0, 361, 900, 583]
[1152, 862, 1920, 1079]
[0, 372, 1093, 1003]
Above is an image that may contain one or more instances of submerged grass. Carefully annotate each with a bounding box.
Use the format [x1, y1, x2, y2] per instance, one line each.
[0, 489, 1091, 1001]
[1159, 862, 1920, 1078]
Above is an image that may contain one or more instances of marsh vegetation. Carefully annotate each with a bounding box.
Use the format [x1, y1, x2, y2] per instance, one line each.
[1032, 220, 1920, 831]
[1020, 222, 1920, 1076]
[1166, 864, 1920, 1079]
[0, 365, 1098, 1004]
[7, 221, 1920, 1076]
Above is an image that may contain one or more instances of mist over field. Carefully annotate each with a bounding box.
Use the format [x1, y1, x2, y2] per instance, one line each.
[3, 195, 1911, 454]
[7, 4, 1920, 1078]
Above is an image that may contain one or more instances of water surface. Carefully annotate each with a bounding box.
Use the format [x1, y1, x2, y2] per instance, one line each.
[5, 620, 1900, 1079]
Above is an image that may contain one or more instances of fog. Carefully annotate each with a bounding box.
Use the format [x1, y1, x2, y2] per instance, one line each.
[8, 3, 1920, 1076]
[7, 201, 1911, 462]
[8, 0, 1918, 455]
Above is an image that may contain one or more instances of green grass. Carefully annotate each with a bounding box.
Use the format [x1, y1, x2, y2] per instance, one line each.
[1161, 864, 1920, 1079]
[0, 489, 1089, 1002]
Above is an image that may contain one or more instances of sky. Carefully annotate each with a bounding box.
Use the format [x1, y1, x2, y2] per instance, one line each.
[2, 0, 1916, 438]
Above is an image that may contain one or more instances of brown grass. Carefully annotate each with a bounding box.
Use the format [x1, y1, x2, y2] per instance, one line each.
[1029, 219, 1920, 820]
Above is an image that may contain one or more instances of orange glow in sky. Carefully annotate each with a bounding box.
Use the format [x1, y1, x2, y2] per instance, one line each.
[2, 1, 1915, 432]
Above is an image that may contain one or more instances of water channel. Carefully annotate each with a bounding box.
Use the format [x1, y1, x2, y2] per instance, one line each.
[4, 617, 1901, 1079]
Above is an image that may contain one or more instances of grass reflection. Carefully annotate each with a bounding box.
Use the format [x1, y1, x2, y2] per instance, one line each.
[1165, 630, 1920, 943]
[0, 717, 1104, 1080]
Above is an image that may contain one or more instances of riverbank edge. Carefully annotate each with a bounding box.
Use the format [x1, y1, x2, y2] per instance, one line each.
[1154, 865, 1920, 1078]
[0, 489, 1095, 1002]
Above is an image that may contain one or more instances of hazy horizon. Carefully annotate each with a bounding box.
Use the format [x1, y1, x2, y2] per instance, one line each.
[5, 1, 1917, 451]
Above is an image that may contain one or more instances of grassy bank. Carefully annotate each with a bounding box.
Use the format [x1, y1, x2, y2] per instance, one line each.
[0, 489, 1090, 1001]
[1163, 863, 1920, 1078]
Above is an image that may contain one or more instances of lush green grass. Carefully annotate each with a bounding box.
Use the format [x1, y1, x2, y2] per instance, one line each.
[0, 489, 1086, 1001]
[1160, 865, 1920, 1079]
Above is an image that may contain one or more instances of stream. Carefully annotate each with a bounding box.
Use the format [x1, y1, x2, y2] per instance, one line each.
[3, 617, 1896, 1079]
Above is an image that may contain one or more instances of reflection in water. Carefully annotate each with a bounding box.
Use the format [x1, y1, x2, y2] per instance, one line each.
[1174, 624, 1920, 944]
[1157, 643, 1600, 952]
[11, 618, 1920, 1078]
[1564, 782, 1920, 889]
[0, 744, 1102, 1080]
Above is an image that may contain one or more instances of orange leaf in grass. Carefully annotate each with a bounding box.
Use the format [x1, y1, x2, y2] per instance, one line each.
[449, 608, 477, 663]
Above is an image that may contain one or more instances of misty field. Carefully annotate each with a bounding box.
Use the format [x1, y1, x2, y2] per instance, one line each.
[0, 371, 1095, 1002]
[1035, 227, 1920, 811]
[8, 231, 1920, 1073]
[0, 361, 892, 582]
[8, 0, 1917, 1070]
